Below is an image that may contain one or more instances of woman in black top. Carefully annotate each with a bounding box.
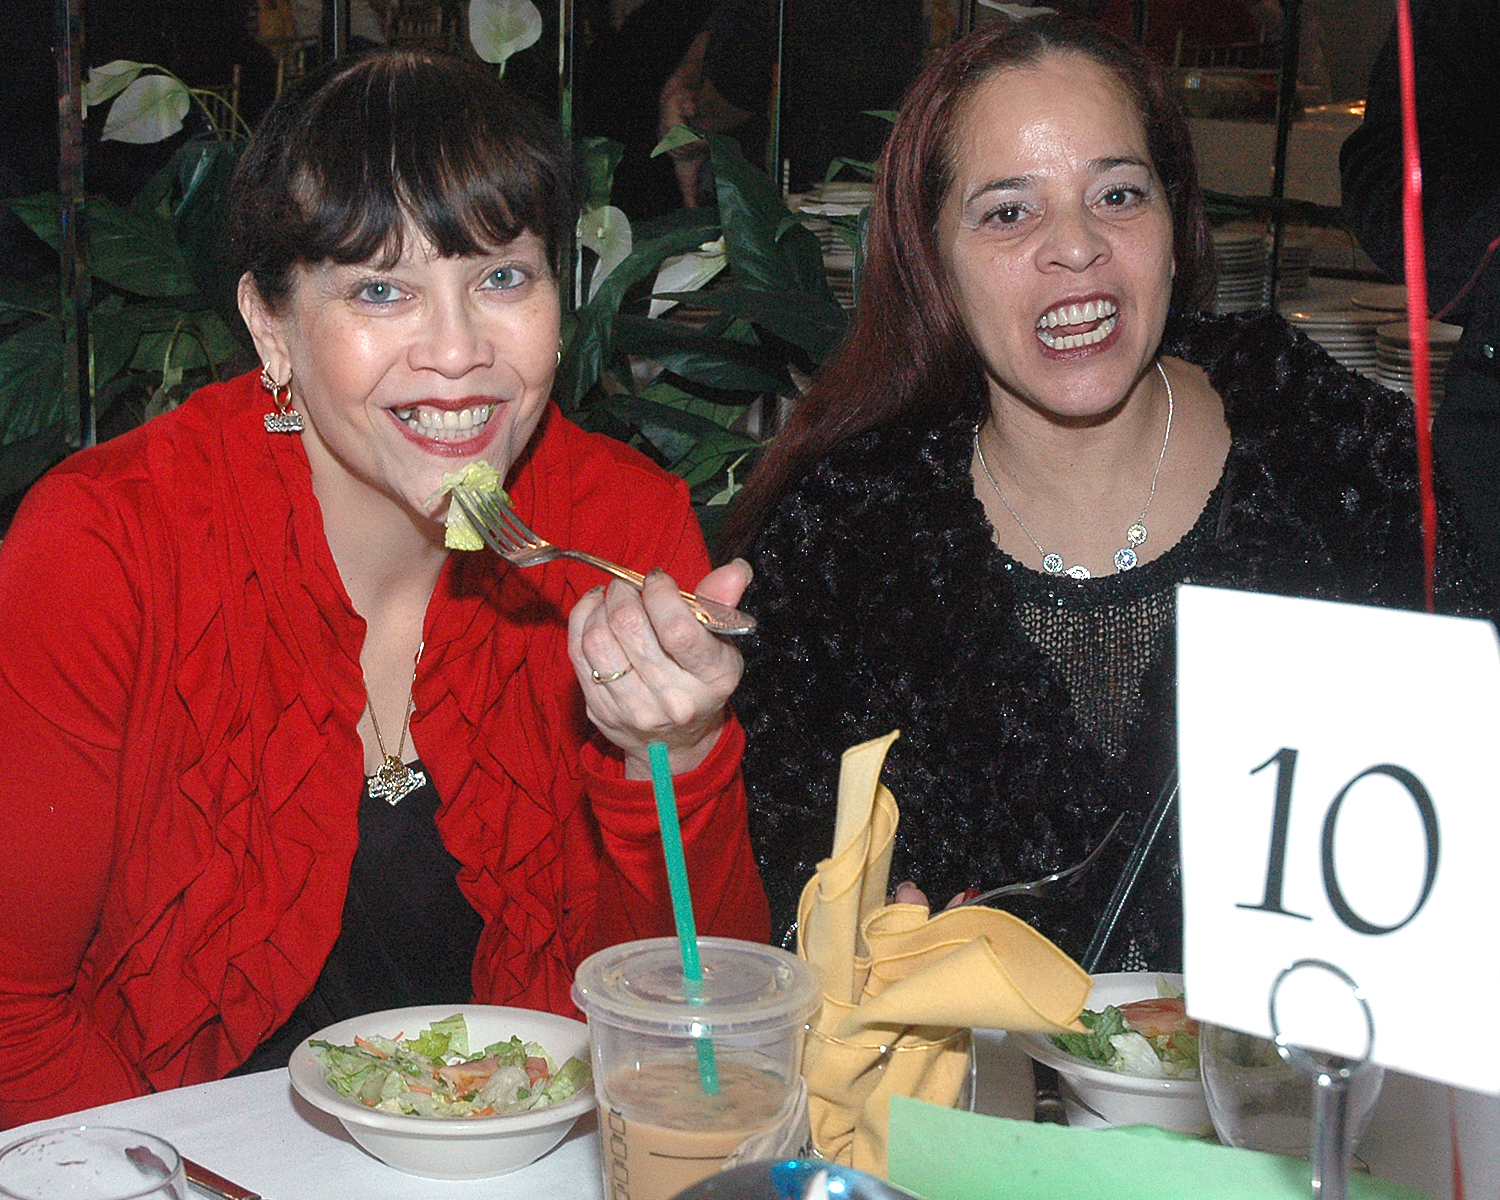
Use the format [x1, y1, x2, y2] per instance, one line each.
[726, 17, 1495, 969]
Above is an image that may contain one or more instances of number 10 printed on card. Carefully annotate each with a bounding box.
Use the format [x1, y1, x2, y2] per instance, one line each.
[1176, 584, 1500, 1094]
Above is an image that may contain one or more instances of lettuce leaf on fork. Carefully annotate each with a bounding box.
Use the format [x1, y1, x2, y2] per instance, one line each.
[435, 461, 507, 551]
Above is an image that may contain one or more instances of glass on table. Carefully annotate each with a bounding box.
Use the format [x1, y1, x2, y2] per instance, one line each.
[1200, 1024, 1384, 1158]
[0, 1127, 187, 1200]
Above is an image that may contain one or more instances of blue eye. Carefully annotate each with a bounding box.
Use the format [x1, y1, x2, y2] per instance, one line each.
[357, 280, 403, 303]
[483, 266, 528, 291]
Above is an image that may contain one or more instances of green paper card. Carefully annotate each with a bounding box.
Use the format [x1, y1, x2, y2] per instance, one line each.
[886, 1098, 1432, 1200]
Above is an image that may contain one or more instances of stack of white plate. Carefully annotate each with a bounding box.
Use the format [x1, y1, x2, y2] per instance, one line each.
[1213, 226, 1270, 314]
[1273, 235, 1313, 298]
[796, 181, 870, 310]
[1282, 307, 1389, 379]
[811, 181, 873, 207]
[1350, 283, 1408, 314]
[1374, 319, 1464, 414]
[823, 264, 857, 309]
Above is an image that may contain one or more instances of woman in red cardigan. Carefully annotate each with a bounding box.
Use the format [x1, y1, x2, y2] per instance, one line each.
[0, 50, 768, 1127]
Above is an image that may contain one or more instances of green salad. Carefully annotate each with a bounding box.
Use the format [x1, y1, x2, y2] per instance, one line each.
[313, 1014, 591, 1118]
[436, 461, 508, 551]
[1049, 979, 1200, 1080]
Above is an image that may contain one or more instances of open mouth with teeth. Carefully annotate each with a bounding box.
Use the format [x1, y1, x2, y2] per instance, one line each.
[391, 402, 497, 442]
[1035, 299, 1119, 350]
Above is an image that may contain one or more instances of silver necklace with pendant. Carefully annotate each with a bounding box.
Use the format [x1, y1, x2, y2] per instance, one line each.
[365, 641, 427, 806]
[973, 359, 1175, 580]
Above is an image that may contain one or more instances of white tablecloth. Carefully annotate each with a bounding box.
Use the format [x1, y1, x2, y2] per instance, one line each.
[5, 1038, 1497, 1199]
[0, 1071, 605, 1200]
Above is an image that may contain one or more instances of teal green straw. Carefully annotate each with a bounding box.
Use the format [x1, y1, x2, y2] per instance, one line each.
[648, 740, 720, 1096]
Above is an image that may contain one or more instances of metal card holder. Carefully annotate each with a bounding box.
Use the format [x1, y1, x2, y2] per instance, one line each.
[1268, 959, 1380, 1200]
[1080, 777, 1379, 1195]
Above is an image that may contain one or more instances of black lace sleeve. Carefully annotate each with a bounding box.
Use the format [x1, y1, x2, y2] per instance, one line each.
[735, 461, 885, 941]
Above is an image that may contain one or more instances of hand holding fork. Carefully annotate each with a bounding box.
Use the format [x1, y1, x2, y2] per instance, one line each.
[450, 484, 751, 778]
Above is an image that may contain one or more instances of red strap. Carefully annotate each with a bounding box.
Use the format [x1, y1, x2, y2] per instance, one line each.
[1433, 232, 1500, 322]
[1395, 0, 1438, 612]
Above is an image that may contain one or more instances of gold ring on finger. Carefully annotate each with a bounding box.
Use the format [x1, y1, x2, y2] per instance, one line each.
[590, 664, 634, 684]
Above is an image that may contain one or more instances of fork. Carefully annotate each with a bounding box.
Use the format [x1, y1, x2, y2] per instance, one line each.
[957, 812, 1126, 907]
[451, 485, 757, 636]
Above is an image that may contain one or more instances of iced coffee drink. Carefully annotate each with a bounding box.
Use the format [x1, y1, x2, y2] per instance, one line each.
[600, 1059, 791, 1199]
[572, 938, 821, 1200]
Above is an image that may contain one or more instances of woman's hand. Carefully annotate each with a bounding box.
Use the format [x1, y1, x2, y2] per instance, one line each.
[568, 559, 751, 778]
[891, 882, 978, 909]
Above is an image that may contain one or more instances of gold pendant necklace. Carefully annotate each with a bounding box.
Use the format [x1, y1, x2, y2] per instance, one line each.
[365, 641, 427, 806]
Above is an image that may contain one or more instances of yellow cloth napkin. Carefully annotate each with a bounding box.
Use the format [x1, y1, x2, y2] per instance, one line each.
[797, 731, 1093, 1176]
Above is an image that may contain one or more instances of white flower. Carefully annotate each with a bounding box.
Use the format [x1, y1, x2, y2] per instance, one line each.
[83, 60, 145, 115]
[101, 73, 191, 144]
[468, 0, 543, 68]
[649, 237, 727, 318]
[578, 206, 633, 302]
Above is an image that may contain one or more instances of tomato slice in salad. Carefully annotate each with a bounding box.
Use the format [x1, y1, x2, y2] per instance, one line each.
[435, 1056, 501, 1093]
[1116, 996, 1197, 1039]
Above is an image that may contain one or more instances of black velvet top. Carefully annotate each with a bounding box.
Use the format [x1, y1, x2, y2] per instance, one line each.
[230, 760, 483, 1075]
[736, 311, 1497, 971]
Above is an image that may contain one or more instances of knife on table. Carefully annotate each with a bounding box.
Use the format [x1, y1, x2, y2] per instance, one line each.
[1031, 1062, 1069, 1125]
[184, 1158, 264, 1200]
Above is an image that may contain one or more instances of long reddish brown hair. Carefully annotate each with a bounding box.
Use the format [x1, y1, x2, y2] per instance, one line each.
[723, 15, 1215, 555]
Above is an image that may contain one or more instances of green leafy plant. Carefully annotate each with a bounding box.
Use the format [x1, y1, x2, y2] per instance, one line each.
[84, 60, 251, 143]
[560, 130, 850, 543]
[0, 66, 863, 541]
[0, 62, 252, 503]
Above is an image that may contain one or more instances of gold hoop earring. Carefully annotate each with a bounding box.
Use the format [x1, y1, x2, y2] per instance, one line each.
[261, 365, 303, 434]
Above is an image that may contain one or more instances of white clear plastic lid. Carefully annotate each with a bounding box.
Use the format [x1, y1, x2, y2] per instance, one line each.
[571, 937, 821, 1038]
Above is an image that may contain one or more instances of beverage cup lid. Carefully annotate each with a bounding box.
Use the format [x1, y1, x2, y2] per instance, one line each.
[571, 937, 821, 1038]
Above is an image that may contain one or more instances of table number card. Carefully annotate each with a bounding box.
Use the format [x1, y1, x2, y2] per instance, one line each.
[1177, 584, 1500, 1093]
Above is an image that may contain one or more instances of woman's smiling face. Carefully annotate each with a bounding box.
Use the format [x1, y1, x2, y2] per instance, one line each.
[244, 225, 560, 524]
[938, 52, 1175, 423]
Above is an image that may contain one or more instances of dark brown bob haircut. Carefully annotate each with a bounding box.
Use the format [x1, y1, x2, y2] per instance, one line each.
[723, 15, 1215, 555]
[228, 50, 574, 310]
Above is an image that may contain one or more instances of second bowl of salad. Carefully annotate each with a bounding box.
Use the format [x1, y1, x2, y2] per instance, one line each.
[1013, 972, 1212, 1135]
[288, 1004, 595, 1179]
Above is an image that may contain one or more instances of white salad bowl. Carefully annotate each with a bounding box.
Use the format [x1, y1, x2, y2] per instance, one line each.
[289, 1003, 596, 1179]
[1013, 972, 1212, 1135]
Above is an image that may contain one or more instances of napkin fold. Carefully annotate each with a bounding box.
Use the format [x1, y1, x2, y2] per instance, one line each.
[797, 732, 1092, 1175]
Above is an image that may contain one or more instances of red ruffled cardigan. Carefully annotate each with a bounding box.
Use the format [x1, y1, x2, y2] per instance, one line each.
[0, 372, 769, 1127]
